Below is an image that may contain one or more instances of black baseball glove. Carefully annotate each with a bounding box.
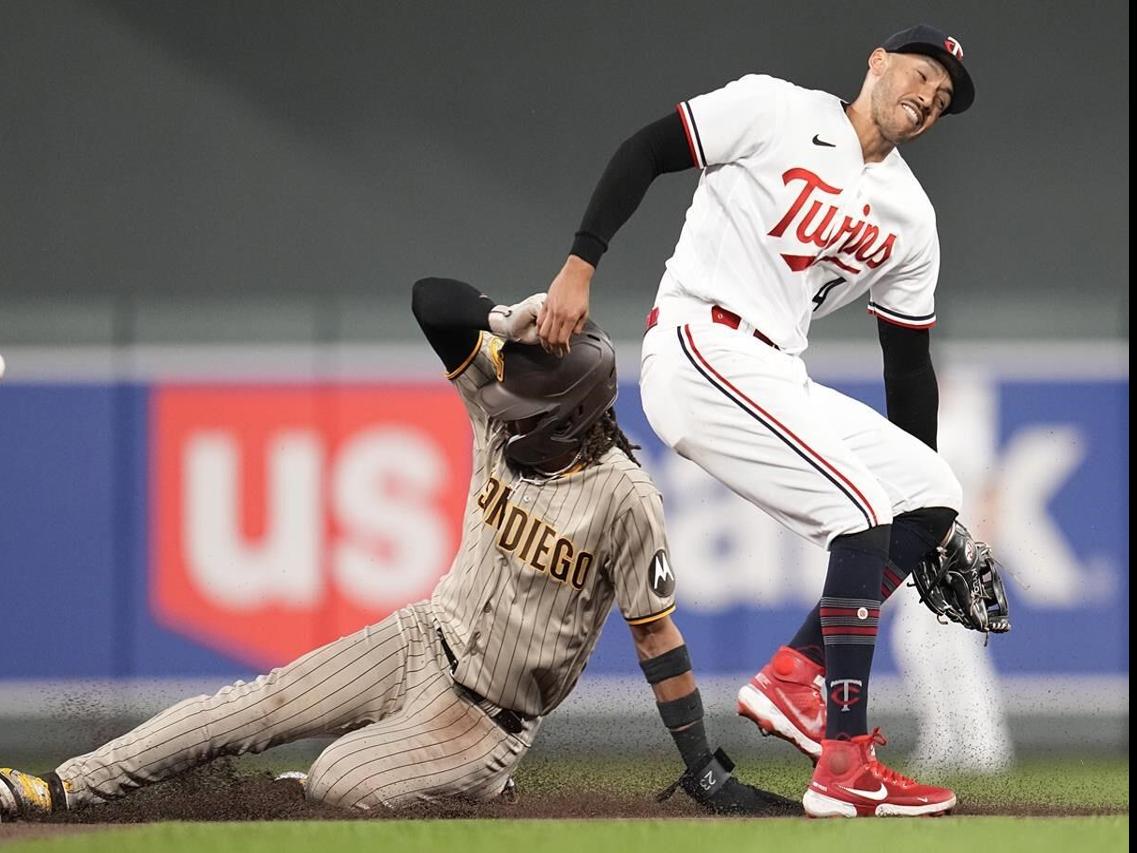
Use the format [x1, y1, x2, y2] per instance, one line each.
[657, 748, 801, 816]
[910, 521, 1011, 640]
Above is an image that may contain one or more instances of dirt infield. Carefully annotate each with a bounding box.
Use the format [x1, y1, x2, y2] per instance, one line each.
[1, 758, 1124, 838]
[10, 761, 768, 824]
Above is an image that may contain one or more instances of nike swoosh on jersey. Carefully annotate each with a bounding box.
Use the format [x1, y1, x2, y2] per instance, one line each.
[839, 783, 888, 801]
[812, 134, 836, 147]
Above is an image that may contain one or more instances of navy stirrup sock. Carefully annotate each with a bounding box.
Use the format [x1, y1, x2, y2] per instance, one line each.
[819, 526, 890, 739]
[789, 508, 957, 668]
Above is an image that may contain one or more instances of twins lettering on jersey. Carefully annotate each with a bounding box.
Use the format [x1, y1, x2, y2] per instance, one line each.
[476, 476, 594, 590]
[768, 167, 897, 276]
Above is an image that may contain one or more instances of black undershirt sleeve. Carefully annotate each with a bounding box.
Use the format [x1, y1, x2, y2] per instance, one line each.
[570, 111, 697, 267]
[411, 277, 495, 374]
[878, 318, 939, 450]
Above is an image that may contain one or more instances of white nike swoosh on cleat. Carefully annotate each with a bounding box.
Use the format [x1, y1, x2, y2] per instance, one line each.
[840, 783, 888, 801]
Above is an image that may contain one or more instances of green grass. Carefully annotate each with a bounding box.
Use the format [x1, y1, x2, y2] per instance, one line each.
[1, 756, 1127, 853]
[940, 759, 1130, 810]
[2, 817, 1128, 853]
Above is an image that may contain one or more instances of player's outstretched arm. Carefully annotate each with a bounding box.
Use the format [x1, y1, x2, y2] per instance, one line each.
[629, 615, 798, 815]
[539, 112, 695, 352]
[411, 277, 547, 373]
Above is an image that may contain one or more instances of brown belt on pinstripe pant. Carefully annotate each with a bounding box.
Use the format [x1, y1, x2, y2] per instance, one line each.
[436, 628, 533, 735]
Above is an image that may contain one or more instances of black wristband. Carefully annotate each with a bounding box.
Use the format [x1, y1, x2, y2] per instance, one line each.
[639, 644, 692, 685]
[657, 688, 703, 729]
[570, 232, 607, 268]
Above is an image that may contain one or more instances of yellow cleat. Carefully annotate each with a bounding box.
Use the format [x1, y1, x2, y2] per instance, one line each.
[0, 768, 54, 821]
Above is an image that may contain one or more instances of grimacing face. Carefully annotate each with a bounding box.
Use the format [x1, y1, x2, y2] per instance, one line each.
[868, 50, 954, 145]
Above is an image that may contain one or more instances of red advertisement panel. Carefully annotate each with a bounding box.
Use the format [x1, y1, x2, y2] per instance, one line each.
[152, 384, 471, 667]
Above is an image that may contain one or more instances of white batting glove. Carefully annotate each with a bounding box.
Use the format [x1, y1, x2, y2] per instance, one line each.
[488, 293, 548, 345]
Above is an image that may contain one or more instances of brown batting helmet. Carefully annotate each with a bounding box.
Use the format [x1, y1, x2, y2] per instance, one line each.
[477, 321, 618, 469]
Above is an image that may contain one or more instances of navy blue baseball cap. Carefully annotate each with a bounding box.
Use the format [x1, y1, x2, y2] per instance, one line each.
[882, 25, 974, 115]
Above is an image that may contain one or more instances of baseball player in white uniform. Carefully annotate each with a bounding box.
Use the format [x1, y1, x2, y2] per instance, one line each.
[1, 277, 795, 822]
[538, 25, 984, 817]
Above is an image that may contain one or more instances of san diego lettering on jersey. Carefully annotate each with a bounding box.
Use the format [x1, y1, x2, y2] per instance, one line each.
[476, 475, 594, 590]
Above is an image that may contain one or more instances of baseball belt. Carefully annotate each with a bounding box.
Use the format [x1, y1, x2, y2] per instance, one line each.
[645, 304, 781, 350]
[436, 627, 534, 735]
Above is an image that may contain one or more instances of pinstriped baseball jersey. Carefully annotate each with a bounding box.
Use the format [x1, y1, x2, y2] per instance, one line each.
[432, 332, 675, 716]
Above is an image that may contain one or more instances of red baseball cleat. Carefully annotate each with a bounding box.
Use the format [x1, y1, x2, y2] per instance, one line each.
[803, 730, 957, 817]
[737, 646, 825, 762]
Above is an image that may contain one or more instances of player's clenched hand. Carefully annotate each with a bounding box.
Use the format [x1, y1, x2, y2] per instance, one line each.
[489, 293, 547, 345]
[538, 256, 594, 355]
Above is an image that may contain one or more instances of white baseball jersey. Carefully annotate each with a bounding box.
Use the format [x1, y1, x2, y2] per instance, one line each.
[666, 74, 940, 355]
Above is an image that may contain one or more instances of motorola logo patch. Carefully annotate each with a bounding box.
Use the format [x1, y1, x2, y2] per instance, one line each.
[649, 550, 676, 597]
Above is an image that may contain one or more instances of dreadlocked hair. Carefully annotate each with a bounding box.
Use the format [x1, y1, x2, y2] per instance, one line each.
[579, 408, 640, 468]
[510, 408, 641, 479]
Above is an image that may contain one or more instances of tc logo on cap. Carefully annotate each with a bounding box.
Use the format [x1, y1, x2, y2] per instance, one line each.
[944, 36, 964, 60]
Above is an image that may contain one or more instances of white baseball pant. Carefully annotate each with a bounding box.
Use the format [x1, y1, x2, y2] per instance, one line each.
[639, 296, 961, 549]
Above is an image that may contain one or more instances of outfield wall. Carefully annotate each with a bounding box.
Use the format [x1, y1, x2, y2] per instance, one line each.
[0, 341, 1128, 761]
